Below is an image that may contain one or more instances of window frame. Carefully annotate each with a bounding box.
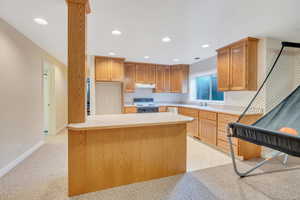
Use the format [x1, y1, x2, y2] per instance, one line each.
[189, 70, 225, 104]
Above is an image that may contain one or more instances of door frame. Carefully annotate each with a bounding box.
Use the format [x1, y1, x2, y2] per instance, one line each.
[43, 59, 56, 135]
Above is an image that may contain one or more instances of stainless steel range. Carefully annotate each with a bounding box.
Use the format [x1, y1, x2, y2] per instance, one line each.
[133, 98, 159, 113]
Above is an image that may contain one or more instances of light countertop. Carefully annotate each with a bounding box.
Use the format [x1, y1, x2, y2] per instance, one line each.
[124, 103, 262, 115]
[68, 112, 194, 131]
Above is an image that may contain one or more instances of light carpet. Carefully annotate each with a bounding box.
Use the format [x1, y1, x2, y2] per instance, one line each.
[1, 132, 300, 200]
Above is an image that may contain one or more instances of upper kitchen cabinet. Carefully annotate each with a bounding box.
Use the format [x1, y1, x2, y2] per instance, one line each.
[154, 65, 170, 93]
[124, 62, 136, 93]
[216, 37, 259, 91]
[135, 63, 156, 84]
[135, 63, 146, 83]
[170, 64, 189, 93]
[95, 56, 125, 82]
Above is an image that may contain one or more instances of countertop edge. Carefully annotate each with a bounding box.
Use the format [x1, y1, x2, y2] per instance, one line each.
[68, 119, 193, 131]
[124, 104, 262, 115]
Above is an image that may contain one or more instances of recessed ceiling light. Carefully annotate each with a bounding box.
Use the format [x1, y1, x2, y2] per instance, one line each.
[33, 18, 48, 25]
[112, 29, 122, 36]
[162, 36, 171, 43]
[144, 56, 150, 59]
[109, 52, 116, 56]
[173, 58, 179, 62]
[201, 44, 210, 48]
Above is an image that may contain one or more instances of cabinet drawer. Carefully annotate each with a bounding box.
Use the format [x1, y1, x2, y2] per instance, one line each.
[159, 106, 167, 112]
[217, 139, 238, 155]
[124, 107, 137, 113]
[217, 113, 238, 132]
[179, 107, 199, 118]
[218, 131, 238, 146]
[199, 110, 217, 121]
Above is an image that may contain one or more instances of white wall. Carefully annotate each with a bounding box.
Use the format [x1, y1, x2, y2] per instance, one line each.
[54, 64, 68, 133]
[295, 51, 300, 87]
[264, 39, 299, 112]
[124, 89, 187, 104]
[0, 18, 66, 170]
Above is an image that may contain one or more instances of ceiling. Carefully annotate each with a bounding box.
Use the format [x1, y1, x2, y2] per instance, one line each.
[1, 0, 300, 65]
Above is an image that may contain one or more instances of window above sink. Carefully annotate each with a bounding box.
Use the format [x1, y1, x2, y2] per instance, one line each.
[189, 73, 224, 103]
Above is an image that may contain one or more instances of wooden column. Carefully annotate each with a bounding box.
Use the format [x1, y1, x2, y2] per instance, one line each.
[66, 0, 90, 123]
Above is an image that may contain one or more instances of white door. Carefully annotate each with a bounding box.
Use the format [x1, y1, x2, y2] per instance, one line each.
[43, 64, 50, 134]
[43, 60, 55, 135]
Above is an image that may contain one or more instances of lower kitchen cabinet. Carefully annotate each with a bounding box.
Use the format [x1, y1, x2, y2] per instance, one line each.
[199, 119, 217, 145]
[217, 113, 262, 160]
[178, 107, 199, 137]
[158, 106, 167, 112]
[123, 107, 137, 113]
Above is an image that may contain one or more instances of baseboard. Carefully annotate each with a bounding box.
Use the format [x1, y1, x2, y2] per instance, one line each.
[56, 125, 67, 134]
[0, 141, 44, 178]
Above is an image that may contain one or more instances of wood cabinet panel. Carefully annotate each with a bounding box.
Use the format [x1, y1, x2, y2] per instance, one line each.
[218, 130, 238, 145]
[95, 57, 111, 81]
[178, 107, 199, 137]
[135, 63, 156, 84]
[230, 42, 247, 90]
[170, 66, 181, 93]
[123, 107, 137, 113]
[135, 64, 146, 83]
[158, 106, 167, 112]
[95, 56, 125, 82]
[155, 65, 170, 93]
[217, 113, 262, 160]
[164, 66, 171, 92]
[170, 65, 189, 93]
[124, 63, 136, 93]
[179, 107, 198, 118]
[111, 59, 124, 81]
[68, 124, 186, 196]
[199, 119, 217, 145]
[199, 110, 217, 121]
[216, 37, 258, 91]
[155, 65, 164, 92]
[217, 113, 238, 132]
[217, 48, 230, 91]
[147, 64, 156, 84]
[217, 139, 238, 155]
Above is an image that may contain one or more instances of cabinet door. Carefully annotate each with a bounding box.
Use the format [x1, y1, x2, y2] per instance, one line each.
[124, 63, 136, 93]
[230, 43, 247, 90]
[155, 65, 165, 92]
[124, 107, 137, 113]
[170, 66, 181, 93]
[178, 107, 198, 137]
[164, 66, 171, 92]
[135, 64, 146, 83]
[111, 59, 124, 81]
[158, 106, 167, 112]
[95, 57, 111, 81]
[199, 119, 217, 145]
[147, 64, 156, 84]
[190, 119, 199, 138]
[217, 48, 230, 91]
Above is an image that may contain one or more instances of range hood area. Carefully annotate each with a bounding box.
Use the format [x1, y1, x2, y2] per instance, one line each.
[135, 83, 156, 89]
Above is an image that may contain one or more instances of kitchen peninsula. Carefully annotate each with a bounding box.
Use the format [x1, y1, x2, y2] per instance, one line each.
[68, 112, 193, 196]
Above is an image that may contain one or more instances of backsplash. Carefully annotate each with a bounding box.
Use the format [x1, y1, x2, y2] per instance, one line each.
[124, 88, 187, 104]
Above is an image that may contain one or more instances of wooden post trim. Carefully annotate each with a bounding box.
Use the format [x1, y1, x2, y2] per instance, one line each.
[66, 0, 90, 123]
[66, 0, 91, 14]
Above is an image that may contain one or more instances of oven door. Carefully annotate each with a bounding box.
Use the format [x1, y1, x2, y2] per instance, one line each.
[137, 107, 159, 113]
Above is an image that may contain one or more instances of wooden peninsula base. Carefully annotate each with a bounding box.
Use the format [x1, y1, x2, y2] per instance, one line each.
[68, 123, 188, 196]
